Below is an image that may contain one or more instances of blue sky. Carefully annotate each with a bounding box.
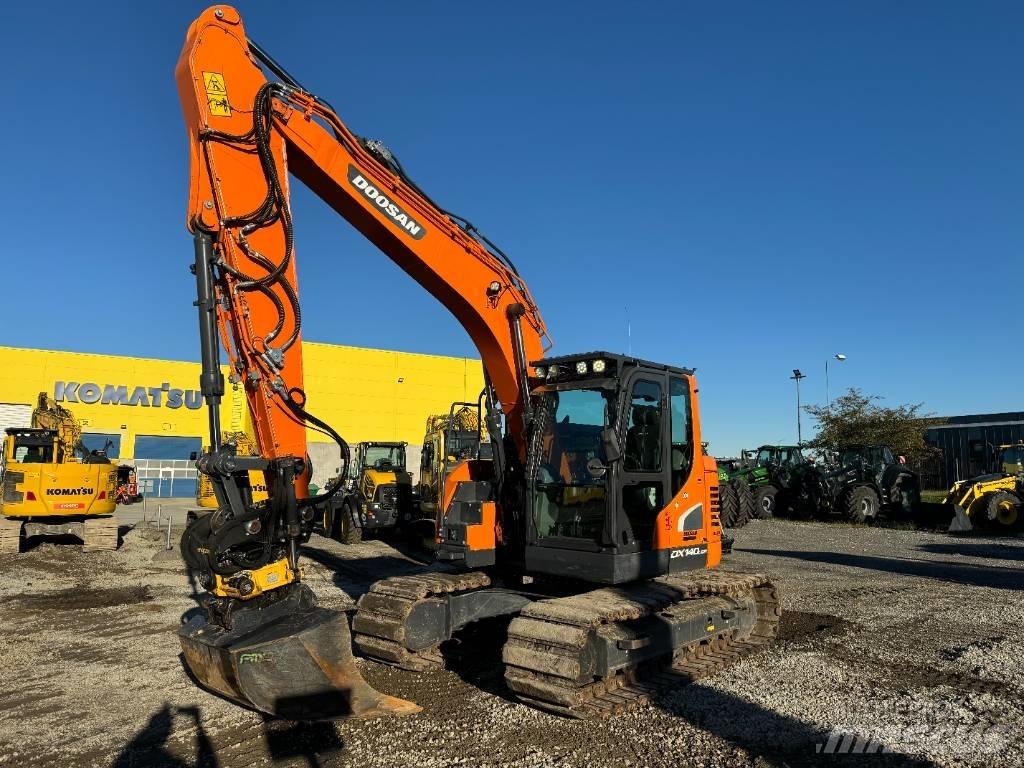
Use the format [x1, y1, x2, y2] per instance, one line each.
[1, 2, 1020, 455]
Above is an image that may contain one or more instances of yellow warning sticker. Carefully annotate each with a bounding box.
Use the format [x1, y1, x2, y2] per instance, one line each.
[207, 94, 231, 117]
[202, 71, 231, 117]
[203, 72, 227, 93]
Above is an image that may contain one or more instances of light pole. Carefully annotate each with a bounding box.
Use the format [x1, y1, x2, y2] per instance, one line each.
[825, 353, 846, 408]
[790, 369, 806, 444]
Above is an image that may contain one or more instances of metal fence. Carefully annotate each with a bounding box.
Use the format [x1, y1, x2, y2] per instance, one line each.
[923, 413, 1024, 489]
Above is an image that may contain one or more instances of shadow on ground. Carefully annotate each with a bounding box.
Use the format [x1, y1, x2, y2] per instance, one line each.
[112, 703, 347, 768]
[738, 548, 1023, 590]
[915, 542, 1024, 561]
[655, 683, 938, 767]
[263, 719, 344, 768]
[112, 704, 218, 768]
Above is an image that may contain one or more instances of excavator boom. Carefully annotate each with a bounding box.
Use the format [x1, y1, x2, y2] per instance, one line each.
[31, 392, 85, 460]
[177, 6, 548, 465]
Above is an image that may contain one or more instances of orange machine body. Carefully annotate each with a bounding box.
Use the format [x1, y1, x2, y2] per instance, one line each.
[172, 8, 769, 727]
[652, 376, 721, 568]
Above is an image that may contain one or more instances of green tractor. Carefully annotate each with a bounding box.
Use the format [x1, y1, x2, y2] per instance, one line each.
[800, 444, 921, 524]
[721, 445, 808, 519]
[716, 464, 755, 528]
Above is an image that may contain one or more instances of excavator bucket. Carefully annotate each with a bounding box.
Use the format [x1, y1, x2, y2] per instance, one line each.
[180, 583, 420, 720]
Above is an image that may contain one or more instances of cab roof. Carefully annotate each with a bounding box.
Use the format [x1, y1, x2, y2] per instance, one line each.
[5, 427, 54, 437]
[532, 351, 694, 377]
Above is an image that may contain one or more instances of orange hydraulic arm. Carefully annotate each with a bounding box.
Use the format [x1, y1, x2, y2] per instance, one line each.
[176, 6, 550, 476]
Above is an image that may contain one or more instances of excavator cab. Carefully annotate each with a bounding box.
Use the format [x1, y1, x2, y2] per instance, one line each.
[521, 353, 710, 584]
[434, 352, 715, 580]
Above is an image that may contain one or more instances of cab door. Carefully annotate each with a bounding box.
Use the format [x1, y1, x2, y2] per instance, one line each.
[615, 372, 670, 553]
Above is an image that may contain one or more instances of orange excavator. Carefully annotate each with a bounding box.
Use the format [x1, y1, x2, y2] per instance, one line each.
[176, 6, 781, 722]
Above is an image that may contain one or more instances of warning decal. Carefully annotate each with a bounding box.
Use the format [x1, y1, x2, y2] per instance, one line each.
[202, 71, 231, 117]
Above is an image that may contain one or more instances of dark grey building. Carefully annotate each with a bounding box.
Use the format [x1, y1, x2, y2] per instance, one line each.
[923, 412, 1024, 488]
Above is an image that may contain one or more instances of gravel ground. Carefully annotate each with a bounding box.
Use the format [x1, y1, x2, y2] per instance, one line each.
[0, 515, 1021, 768]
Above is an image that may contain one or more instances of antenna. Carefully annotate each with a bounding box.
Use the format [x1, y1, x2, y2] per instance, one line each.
[625, 305, 632, 356]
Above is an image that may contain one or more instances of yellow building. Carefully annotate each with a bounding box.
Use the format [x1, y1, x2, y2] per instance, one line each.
[0, 344, 484, 497]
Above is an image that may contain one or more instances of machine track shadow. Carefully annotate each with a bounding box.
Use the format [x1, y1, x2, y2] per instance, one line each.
[915, 542, 1024, 561]
[21, 533, 82, 552]
[738, 548, 1024, 590]
[437, 615, 522, 705]
[651, 683, 938, 768]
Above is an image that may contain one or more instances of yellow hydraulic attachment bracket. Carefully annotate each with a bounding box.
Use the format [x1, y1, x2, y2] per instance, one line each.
[211, 559, 300, 600]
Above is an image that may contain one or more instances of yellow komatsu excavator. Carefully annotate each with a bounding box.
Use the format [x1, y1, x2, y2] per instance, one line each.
[418, 400, 487, 516]
[0, 393, 119, 553]
[174, 6, 780, 722]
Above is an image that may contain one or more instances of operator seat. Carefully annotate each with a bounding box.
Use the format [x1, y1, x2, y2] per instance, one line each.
[625, 406, 662, 472]
[671, 445, 689, 493]
[626, 409, 659, 468]
[645, 408, 662, 469]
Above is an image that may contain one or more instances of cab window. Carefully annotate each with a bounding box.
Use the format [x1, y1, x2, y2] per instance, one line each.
[780, 448, 802, 467]
[669, 377, 692, 492]
[15, 443, 53, 463]
[624, 380, 662, 473]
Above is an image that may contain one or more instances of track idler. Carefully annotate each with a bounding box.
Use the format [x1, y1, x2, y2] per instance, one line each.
[180, 582, 420, 720]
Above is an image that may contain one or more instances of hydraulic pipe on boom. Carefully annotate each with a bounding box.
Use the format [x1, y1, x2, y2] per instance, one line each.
[193, 231, 224, 453]
[176, 5, 780, 722]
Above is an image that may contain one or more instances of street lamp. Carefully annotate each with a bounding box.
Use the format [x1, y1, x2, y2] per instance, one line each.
[790, 369, 806, 444]
[825, 353, 846, 408]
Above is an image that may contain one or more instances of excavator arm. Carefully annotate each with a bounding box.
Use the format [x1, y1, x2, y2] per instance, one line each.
[31, 392, 85, 461]
[175, 5, 548, 720]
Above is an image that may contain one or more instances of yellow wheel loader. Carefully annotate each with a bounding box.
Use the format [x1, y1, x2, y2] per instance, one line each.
[325, 442, 414, 544]
[945, 443, 1024, 532]
[0, 393, 119, 553]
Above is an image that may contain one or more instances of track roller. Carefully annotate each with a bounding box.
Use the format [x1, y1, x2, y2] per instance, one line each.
[502, 571, 780, 718]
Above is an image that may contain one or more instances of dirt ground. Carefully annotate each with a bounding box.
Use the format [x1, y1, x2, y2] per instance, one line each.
[0, 516, 1021, 768]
